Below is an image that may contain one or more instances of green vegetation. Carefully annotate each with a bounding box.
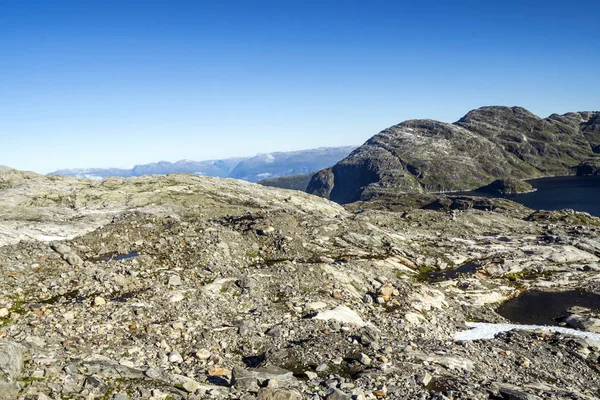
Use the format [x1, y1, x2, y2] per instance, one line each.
[258, 173, 314, 191]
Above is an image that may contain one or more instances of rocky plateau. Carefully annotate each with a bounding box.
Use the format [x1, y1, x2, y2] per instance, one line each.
[1, 167, 600, 399]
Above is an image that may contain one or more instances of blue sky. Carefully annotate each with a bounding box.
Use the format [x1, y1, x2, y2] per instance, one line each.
[1, 0, 599, 173]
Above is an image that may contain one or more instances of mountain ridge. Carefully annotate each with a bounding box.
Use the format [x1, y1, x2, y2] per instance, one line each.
[307, 106, 600, 204]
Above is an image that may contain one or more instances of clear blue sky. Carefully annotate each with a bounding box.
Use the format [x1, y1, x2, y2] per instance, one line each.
[1, 0, 598, 173]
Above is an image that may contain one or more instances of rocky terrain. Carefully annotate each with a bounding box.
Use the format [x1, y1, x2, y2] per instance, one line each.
[307, 107, 600, 204]
[579, 156, 600, 176]
[475, 179, 535, 195]
[51, 147, 356, 183]
[2, 167, 600, 399]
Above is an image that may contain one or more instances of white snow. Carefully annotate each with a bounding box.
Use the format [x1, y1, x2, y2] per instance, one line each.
[454, 322, 600, 343]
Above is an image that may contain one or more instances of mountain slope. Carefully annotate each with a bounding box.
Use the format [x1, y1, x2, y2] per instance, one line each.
[307, 106, 600, 204]
[257, 173, 313, 191]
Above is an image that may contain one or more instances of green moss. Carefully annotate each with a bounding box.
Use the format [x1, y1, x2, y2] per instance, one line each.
[414, 266, 436, 282]
[503, 269, 553, 282]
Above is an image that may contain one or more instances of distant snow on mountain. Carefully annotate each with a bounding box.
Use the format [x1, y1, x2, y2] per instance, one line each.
[49, 146, 357, 183]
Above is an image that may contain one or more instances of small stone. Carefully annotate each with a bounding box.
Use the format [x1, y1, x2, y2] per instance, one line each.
[326, 389, 351, 400]
[378, 284, 394, 301]
[85, 376, 108, 394]
[145, 367, 164, 380]
[208, 367, 231, 376]
[332, 290, 342, 300]
[93, 296, 106, 307]
[169, 292, 184, 302]
[257, 226, 275, 235]
[357, 353, 371, 365]
[266, 325, 282, 337]
[305, 371, 318, 380]
[171, 374, 201, 393]
[195, 348, 211, 360]
[63, 311, 75, 321]
[420, 372, 432, 386]
[257, 388, 301, 400]
[64, 253, 83, 266]
[0, 308, 9, 318]
[168, 275, 182, 286]
[32, 369, 45, 378]
[168, 350, 183, 363]
[172, 321, 184, 330]
[315, 363, 329, 372]
[362, 294, 373, 304]
[51, 243, 71, 255]
[404, 312, 423, 324]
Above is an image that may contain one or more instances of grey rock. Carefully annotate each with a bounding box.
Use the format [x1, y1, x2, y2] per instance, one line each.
[51, 243, 72, 256]
[256, 388, 301, 400]
[0, 340, 23, 383]
[325, 389, 351, 400]
[168, 275, 182, 286]
[64, 252, 83, 266]
[499, 387, 542, 400]
[232, 366, 298, 390]
[357, 353, 371, 365]
[0, 382, 19, 400]
[85, 376, 108, 394]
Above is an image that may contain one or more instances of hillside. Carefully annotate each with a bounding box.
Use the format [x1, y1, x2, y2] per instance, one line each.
[307, 107, 600, 204]
[257, 173, 313, 191]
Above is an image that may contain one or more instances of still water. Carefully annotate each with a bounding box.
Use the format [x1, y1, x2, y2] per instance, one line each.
[463, 176, 600, 217]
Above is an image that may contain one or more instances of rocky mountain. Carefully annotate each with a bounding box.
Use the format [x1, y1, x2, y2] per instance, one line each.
[50, 146, 356, 182]
[307, 107, 600, 204]
[229, 147, 357, 182]
[2, 166, 600, 399]
[579, 156, 600, 176]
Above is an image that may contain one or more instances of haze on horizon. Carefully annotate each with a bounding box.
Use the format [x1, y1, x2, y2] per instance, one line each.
[1, 0, 599, 174]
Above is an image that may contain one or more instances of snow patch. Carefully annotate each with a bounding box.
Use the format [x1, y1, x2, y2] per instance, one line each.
[454, 322, 600, 343]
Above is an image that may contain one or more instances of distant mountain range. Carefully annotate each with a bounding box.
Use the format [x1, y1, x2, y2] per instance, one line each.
[49, 146, 357, 182]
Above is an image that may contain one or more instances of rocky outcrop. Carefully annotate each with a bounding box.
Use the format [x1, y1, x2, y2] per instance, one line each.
[578, 156, 600, 176]
[475, 178, 535, 195]
[307, 107, 600, 204]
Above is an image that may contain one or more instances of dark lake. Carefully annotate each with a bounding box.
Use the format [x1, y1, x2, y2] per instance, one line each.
[460, 176, 600, 217]
[496, 290, 600, 326]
